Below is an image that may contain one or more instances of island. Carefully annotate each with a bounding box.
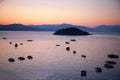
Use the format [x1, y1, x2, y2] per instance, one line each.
[53, 27, 91, 36]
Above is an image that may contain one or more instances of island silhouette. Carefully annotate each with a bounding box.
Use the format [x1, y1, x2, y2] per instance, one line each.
[53, 27, 91, 36]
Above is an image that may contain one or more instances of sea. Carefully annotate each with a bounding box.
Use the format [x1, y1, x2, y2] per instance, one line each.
[0, 31, 120, 80]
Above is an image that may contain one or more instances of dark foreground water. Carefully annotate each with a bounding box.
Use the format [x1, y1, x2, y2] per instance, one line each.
[0, 31, 120, 80]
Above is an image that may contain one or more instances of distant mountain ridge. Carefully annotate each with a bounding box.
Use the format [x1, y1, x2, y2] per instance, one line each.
[0, 23, 120, 33]
[93, 25, 120, 32]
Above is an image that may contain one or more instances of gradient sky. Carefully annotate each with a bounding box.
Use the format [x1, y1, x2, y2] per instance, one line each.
[0, 0, 120, 27]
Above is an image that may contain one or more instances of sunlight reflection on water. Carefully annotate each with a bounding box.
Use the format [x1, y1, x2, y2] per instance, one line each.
[0, 31, 120, 80]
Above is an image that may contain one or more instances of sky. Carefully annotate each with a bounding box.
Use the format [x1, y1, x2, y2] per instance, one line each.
[0, 0, 120, 27]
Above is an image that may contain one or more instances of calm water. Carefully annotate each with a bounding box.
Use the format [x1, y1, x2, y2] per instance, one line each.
[0, 31, 120, 80]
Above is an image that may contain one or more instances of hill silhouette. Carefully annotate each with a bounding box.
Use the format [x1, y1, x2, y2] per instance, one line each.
[0, 23, 120, 33]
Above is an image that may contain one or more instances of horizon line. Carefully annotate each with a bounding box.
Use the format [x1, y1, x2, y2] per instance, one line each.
[0, 23, 120, 28]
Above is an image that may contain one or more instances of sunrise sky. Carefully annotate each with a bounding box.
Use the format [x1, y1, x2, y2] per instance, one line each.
[0, 0, 120, 27]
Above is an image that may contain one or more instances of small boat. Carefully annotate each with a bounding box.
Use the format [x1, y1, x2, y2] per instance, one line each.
[70, 39, 76, 42]
[27, 40, 34, 42]
[81, 70, 87, 77]
[105, 61, 116, 65]
[56, 44, 60, 46]
[104, 64, 114, 69]
[65, 42, 70, 44]
[108, 54, 119, 59]
[81, 54, 86, 58]
[18, 57, 25, 61]
[95, 67, 102, 73]
[8, 58, 15, 62]
[27, 56, 33, 60]
[2, 37, 7, 39]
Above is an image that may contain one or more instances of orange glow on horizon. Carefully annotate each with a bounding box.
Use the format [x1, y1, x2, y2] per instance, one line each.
[0, 0, 120, 27]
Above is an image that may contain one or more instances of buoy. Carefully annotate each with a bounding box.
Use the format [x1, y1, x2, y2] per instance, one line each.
[66, 47, 70, 51]
[20, 43, 23, 45]
[73, 50, 76, 55]
[9, 42, 12, 44]
[15, 43, 18, 48]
